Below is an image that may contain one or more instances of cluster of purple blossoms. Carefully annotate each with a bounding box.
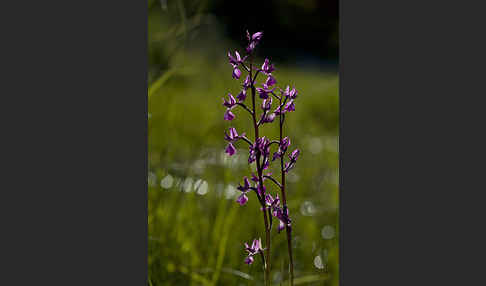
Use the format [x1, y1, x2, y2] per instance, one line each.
[221, 30, 299, 284]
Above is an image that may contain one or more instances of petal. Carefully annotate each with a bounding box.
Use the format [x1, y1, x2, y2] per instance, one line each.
[230, 127, 238, 139]
[252, 31, 263, 41]
[225, 143, 236, 156]
[291, 149, 300, 160]
[236, 193, 248, 205]
[236, 89, 247, 102]
[265, 113, 275, 123]
[232, 68, 242, 79]
[229, 93, 236, 105]
[244, 255, 254, 265]
[244, 177, 251, 189]
[252, 238, 260, 251]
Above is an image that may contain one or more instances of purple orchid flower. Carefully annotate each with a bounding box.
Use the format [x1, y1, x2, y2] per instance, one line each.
[284, 148, 300, 172]
[265, 193, 280, 209]
[245, 31, 263, 53]
[273, 207, 291, 233]
[256, 84, 274, 99]
[283, 85, 298, 99]
[272, 136, 291, 161]
[232, 67, 242, 79]
[261, 97, 272, 111]
[236, 89, 247, 102]
[262, 112, 276, 124]
[289, 149, 300, 161]
[261, 59, 275, 75]
[284, 100, 295, 112]
[222, 93, 237, 108]
[242, 75, 251, 90]
[243, 238, 263, 264]
[236, 176, 252, 205]
[228, 51, 242, 66]
[265, 75, 277, 87]
[224, 127, 239, 141]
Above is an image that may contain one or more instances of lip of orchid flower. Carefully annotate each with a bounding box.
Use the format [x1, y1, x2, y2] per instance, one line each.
[225, 142, 236, 156]
[236, 193, 249, 205]
[244, 255, 254, 265]
[232, 67, 242, 79]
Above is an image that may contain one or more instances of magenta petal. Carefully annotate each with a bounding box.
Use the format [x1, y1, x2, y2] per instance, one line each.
[278, 220, 285, 233]
[229, 127, 238, 139]
[244, 255, 254, 265]
[237, 89, 247, 102]
[252, 31, 263, 41]
[232, 68, 242, 79]
[225, 143, 236, 156]
[236, 193, 248, 205]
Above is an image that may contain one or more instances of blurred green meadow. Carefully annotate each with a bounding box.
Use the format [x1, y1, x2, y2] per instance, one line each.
[148, 1, 339, 285]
